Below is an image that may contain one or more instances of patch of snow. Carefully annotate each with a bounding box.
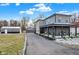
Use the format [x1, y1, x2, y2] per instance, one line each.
[56, 38, 79, 46]
[55, 36, 61, 39]
[49, 35, 52, 38]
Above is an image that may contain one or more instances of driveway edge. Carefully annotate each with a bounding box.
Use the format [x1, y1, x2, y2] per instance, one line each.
[21, 33, 27, 55]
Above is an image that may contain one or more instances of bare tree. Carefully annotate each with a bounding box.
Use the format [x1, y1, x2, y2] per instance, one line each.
[21, 16, 29, 32]
[10, 19, 18, 26]
[3, 20, 8, 26]
[0, 20, 4, 32]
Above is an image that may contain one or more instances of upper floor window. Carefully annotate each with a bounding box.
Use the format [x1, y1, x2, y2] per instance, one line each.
[66, 20, 68, 23]
[58, 19, 61, 22]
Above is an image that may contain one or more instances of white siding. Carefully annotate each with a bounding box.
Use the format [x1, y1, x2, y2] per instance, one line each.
[39, 20, 45, 26]
[70, 27, 79, 35]
[36, 22, 40, 34]
[45, 14, 71, 25]
[56, 15, 70, 24]
[45, 16, 55, 25]
[77, 28, 79, 34]
[35, 20, 46, 34]
[70, 27, 75, 35]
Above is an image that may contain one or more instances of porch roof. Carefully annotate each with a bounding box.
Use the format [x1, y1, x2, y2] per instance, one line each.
[40, 23, 73, 28]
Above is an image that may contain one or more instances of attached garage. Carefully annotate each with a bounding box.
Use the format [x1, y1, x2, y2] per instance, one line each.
[1, 26, 21, 34]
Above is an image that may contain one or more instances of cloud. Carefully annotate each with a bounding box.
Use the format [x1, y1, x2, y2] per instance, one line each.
[37, 6, 52, 12]
[19, 3, 52, 15]
[0, 3, 9, 6]
[26, 8, 36, 15]
[26, 10, 34, 15]
[35, 3, 52, 12]
[16, 3, 20, 6]
[19, 11, 25, 14]
[19, 8, 36, 15]
[35, 3, 45, 7]
[29, 8, 36, 11]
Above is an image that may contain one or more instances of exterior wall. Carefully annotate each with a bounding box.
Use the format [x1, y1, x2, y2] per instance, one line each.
[77, 28, 79, 34]
[39, 20, 46, 26]
[45, 16, 55, 25]
[45, 14, 71, 25]
[35, 20, 46, 34]
[34, 22, 36, 33]
[36, 21, 40, 34]
[70, 27, 75, 35]
[55, 15, 70, 24]
[70, 27, 79, 35]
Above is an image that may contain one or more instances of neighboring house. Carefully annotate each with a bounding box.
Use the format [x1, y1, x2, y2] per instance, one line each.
[26, 27, 35, 33]
[34, 19, 46, 34]
[34, 13, 72, 37]
[1, 26, 21, 34]
[70, 21, 79, 36]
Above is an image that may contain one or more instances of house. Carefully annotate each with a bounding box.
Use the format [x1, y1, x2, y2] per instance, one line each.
[34, 13, 72, 38]
[1, 26, 21, 34]
[70, 21, 79, 36]
[34, 19, 45, 34]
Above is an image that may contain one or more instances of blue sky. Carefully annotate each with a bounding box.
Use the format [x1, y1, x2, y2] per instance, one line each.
[0, 3, 79, 20]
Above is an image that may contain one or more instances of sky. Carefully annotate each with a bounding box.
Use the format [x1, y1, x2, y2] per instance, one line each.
[0, 3, 79, 21]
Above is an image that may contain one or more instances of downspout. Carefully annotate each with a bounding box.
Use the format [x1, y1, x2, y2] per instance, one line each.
[54, 14, 56, 36]
[74, 14, 77, 37]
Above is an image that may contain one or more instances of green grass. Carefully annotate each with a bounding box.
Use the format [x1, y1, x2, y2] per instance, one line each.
[0, 33, 25, 55]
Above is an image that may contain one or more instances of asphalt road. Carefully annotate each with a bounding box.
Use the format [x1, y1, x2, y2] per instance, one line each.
[26, 33, 79, 55]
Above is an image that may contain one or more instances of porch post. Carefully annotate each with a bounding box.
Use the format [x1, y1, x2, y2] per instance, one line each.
[52, 26, 55, 39]
[40, 28, 41, 34]
[61, 26, 63, 38]
[68, 27, 70, 36]
[47, 27, 49, 37]
[75, 25, 77, 37]
[54, 26, 56, 36]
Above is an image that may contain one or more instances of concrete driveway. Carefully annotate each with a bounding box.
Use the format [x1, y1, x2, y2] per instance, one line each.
[25, 33, 79, 55]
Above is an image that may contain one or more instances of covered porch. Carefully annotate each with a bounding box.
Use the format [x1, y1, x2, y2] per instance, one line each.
[40, 24, 71, 39]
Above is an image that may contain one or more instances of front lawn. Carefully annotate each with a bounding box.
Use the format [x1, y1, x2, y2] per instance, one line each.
[0, 33, 25, 55]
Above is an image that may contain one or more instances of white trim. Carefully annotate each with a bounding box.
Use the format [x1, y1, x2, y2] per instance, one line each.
[1, 26, 21, 29]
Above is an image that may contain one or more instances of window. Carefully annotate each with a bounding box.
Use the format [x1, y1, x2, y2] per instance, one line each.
[58, 19, 61, 22]
[66, 20, 68, 23]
